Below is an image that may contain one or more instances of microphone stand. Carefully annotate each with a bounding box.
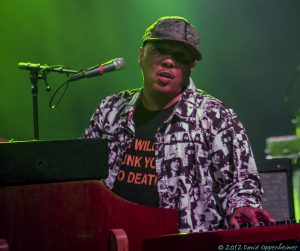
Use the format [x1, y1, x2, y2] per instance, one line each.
[29, 69, 40, 140]
[19, 63, 78, 140]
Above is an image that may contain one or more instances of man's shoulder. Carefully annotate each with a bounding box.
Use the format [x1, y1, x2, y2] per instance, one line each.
[187, 88, 227, 110]
[107, 87, 141, 99]
[185, 88, 238, 121]
[100, 87, 142, 107]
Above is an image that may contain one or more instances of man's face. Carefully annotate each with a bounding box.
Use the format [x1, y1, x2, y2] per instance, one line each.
[139, 41, 196, 99]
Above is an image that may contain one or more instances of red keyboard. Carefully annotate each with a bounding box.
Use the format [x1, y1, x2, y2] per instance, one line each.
[143, 223, 300, 251]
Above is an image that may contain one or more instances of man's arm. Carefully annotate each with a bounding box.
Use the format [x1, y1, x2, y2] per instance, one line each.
[209, 105, 274, 227]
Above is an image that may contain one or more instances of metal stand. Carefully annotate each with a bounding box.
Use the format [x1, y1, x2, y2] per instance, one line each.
[19, 62, 78, 140]
[30, 69, 40, 140]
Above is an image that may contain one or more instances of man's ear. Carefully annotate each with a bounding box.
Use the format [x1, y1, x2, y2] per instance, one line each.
[191, 61, 197, 71]
[138, 47, 144, 66]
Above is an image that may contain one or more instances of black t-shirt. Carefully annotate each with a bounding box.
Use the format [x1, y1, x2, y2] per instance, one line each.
[112, 100, 176, 206]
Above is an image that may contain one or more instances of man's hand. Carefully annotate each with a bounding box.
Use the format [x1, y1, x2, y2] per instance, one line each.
[229, 206, 275, 229]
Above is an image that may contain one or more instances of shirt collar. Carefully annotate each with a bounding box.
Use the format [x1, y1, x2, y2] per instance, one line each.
[169, 78, 199, 122]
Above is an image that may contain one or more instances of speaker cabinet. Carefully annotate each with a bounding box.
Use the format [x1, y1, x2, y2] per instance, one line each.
[256, 158, 294, 220]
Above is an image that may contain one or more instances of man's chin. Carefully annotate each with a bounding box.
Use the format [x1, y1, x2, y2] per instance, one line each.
[153, 82, 172, 93]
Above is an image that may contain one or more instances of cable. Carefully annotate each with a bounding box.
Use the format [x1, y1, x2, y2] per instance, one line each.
[49, 78, 71, 109]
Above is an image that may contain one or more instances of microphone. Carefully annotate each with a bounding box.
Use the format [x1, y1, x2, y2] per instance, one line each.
[70, 58, 126, 81]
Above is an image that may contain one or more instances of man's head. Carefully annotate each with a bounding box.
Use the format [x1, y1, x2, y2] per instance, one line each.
[139, 16, 201, 105]
[142, 16, 201, 61]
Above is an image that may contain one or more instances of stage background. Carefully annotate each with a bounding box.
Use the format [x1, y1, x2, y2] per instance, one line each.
[0, 0, 299, 159]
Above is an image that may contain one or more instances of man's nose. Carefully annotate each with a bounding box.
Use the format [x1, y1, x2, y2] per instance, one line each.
[161, 57, 175, 68]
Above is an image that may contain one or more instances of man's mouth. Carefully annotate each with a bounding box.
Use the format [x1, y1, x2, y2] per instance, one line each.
[157, 71, 174, 79]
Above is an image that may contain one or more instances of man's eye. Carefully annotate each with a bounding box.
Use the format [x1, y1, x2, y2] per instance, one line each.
[175, 54, 185, 60]
[152, 47, 192, 64]
[175, 54, 190, 64]
[151, 48, 162, 55]
[156, 48, 167, 54]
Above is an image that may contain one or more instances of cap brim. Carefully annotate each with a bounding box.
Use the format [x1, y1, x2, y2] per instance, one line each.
[143, 37, 202, 61]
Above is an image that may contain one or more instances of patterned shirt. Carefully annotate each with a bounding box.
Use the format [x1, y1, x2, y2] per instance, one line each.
[82, 80, 263, 233]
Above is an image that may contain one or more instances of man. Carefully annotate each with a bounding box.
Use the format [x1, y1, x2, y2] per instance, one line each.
[83, 16, 273, 232]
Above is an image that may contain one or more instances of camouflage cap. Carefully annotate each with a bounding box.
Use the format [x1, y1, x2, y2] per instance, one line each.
[142, 16, 201, 61]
